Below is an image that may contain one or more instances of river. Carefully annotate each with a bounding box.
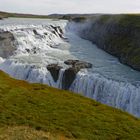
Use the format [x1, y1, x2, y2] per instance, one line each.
[0, 18, 140, 117]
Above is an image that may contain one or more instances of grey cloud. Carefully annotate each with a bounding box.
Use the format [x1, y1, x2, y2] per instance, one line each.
[0, 0, 140, 14]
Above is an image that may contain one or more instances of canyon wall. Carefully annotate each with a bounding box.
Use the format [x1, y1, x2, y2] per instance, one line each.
[69, 14, 140, 71]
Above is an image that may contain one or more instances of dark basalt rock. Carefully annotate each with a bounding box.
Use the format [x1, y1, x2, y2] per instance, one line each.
[64, 60, 79, 66]
[64, 59, 92, 69]
[62, 60, 92, 90]
[33, 29, 40, 36]
[25, 49, 30, 53]
[62, 67, 78, 90]
[47, 64, 62, 82]
[57, 26, 63, 34]
[50, 25, 63, 38]
[44, 32, 48, 35]
[47, 60, 92, 89]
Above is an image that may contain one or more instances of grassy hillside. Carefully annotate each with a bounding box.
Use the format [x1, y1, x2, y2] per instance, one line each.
[0, 11, 9, 19]
[0, 70, 140, 139]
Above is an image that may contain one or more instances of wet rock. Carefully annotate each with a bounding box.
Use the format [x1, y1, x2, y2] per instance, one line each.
[59, 27, 63, 34]
[75, 61, 92, 69]
[47, 64, 62, 82]
[33, 29, 39, 35]
[62, 60, 92, 89]
[32, 47, 38, 54]
[50, 25, 63, 38]
[64, 59, 92, 69]
[64, 59, 79, 66]
[44, 32, 48, 35]
[62, 67, 78, 90]
[51, 30, 57, 36]
[25, 49, 30, 53]
[47, 60, 92, 89]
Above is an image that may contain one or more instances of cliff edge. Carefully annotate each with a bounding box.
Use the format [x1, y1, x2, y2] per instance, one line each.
[72, 14, 140, 71]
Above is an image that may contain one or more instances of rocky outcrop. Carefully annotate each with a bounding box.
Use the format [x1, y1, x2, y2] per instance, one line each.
[47, 64, 62, 82]
[62, 67, 78, 90]
[50, 25, 63, 38]
[33, 29, 40, 36]
[62, 60, 92, 90]
[72, 15, 140, 71]
[47, 60, 92, 90]
[0, 31, 16, 58]
[64, 59, 92, 69]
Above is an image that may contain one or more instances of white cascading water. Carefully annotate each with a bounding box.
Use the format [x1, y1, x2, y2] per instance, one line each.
[0, 18, 140, 117]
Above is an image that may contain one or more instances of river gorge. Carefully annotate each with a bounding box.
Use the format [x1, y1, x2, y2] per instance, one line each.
[0, 17, 140, 117]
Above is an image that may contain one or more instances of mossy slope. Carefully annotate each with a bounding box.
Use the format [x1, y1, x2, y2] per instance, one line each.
[0, 70, 140, 139]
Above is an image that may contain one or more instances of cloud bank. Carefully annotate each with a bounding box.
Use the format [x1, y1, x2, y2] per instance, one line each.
[0, 0, 140, 14]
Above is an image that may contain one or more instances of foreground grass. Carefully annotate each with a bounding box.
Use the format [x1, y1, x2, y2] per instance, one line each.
[0, 70, 140, 139]
[0, 126, 72, 140]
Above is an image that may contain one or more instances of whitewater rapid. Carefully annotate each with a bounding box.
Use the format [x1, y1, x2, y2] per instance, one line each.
[0, 18, 140, 117]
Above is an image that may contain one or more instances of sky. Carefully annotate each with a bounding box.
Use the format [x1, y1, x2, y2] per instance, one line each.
[0, 0, 140, 15]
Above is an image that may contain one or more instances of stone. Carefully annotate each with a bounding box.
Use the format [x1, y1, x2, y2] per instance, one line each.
[62, 60, 92, 89]
[33, 29, 39, 35]
[47, 60, 92, 89]
[62, 67, 78, 90]
[47, 64, 62, 82]
[64, 59, 92, 69]
[64, 60, 79, 66]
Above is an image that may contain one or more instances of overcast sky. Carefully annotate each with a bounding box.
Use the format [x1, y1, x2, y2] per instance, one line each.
[0, 0, 140, 15]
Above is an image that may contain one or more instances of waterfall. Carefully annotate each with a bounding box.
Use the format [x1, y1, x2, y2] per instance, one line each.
[0, 19, 140, 117]
[70, 71, 140, 117]
[1, 58, 140, 117]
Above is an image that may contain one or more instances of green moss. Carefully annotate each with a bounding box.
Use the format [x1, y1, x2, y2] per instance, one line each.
[0, 71, 140, 139]
[130, 55, 140, 66]
[118, 14, 140, 27]
[97, 14, 140, 27]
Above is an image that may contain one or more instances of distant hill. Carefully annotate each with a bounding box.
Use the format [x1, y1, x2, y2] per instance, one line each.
[48, 13, 98, 20]
[0, 11, 48, 19]
[0, 11, 98, 20]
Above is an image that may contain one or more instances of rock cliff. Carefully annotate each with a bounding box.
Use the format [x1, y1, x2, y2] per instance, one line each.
[72, 15, 140, 71]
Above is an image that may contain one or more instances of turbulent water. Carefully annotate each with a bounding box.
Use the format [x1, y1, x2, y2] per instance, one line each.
[0, 18, 140, 117]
